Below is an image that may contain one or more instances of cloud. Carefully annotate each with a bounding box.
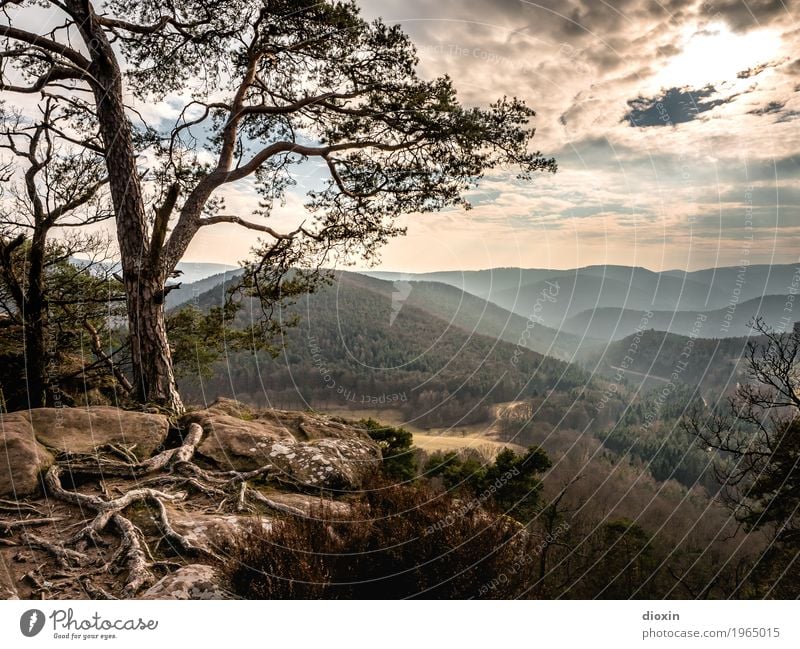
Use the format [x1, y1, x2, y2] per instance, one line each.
[749, 100, 786, 115]
[624, 85, 732, 127]
[701, 0, 792, 32]
[738, 60, 777, 78]
[170, 0, 800, 270]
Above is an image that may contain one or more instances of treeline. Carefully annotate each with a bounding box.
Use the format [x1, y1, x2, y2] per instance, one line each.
[495, 383, 717, 491]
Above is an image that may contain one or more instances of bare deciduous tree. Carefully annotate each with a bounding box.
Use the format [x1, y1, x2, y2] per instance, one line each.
[0, 98, 119, 408]
[683, 318, 800, 559]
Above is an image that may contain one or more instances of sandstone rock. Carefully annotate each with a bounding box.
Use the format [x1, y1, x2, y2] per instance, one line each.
[28, 407, 168, 460]
[0, 412, 54, 498]
[183, 400, 294, 471]
[186, 399, 381, 489]
[167, 509, 273, 554]
[272, 410, 364, 441]
[140, 564, 232, 600]
[266, 436, 380, 489]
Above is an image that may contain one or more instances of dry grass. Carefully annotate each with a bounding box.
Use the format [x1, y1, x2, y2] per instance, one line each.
[222, 478, 539, 599]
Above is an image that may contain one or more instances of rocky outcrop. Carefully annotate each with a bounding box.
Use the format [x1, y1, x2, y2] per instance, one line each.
[0, 406, 169, 497]
[29, 407, 169, 460]
[0, 412, 54, 498]
[167, 509, 273, 554]
[265, 436, 380, 489]
[183, 401, 294, 471]
[0, 400, 384, 599]
[185, 399, 381, 489]
[140, 564, 232, 600]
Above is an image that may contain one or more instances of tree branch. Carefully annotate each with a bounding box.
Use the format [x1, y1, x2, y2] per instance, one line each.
[0, 25, 91, 69]
[197, 215, 302, 240]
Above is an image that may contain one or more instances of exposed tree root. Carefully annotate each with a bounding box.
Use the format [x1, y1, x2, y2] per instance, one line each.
[22, 533, 92, 569]
[18, 422, 295, 596]
[109, 513, 155, 596]
[246, 489, 307, 517]
[0, 499, 45, 514]
[79, 577, 117, 600]
[0, 517, 62, 533]
[57, 422, 205, 478]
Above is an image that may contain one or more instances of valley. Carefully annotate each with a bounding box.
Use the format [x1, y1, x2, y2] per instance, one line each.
[172, 262, 782, 499]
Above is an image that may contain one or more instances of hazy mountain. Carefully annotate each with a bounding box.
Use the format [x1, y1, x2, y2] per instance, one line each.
[367, 263, 800, 334]
[166, 268, 244, 309]
[167, 269, 594, 360]
[366, 267, 564, 300]
[562, 294, 797, 340]
[336, 273, 593, 361]
[174, 262, 239, 285]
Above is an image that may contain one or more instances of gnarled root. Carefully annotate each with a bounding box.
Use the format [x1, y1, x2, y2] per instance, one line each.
[22, 532, 92, 569]
[56, 423, 204, 478]
[34, 425, 208, 594]
[29, 422, 293, 596]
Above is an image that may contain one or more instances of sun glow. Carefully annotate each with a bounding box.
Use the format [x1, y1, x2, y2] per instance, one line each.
[655, 22, 782, 89]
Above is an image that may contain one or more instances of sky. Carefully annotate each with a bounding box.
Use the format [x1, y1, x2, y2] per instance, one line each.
[5, 1, 800, 273]
[330, 0, 800, 273]
[186, 0, 800, 272]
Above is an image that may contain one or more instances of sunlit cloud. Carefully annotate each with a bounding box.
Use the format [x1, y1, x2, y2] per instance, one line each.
[176, 0, 800, 271]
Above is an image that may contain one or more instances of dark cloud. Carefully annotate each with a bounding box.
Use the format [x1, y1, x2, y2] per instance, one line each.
[749, 100, 786, 115]
[656, 43, 681, 58]
[701, 0, 791, 31]
[777, 111, 800, 123]
[747, 100, 800, 123]
[624, 85, 730, 127]
[737, 60, 775, 78]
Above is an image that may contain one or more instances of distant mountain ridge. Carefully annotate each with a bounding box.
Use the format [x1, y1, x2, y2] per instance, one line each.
[561, 294, 799, 340]
[366, 263, 800, 334]
[167, 268, 596, 360]
[173, 262, 239, 285]
[165, 268, 244, 309]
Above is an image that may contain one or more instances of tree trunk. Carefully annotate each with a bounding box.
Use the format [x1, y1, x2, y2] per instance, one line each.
[24, 231, 48, 409]
[127, 272, 183, 412]
[70, 0, 184, 412]
[23, 302, 48, 409]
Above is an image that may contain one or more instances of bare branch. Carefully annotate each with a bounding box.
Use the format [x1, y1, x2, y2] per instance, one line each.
[198, 214, 302, 240]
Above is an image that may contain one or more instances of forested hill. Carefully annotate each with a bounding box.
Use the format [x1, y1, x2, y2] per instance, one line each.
[560, 294, 796, 340]
[177, 272, 589, 427]
[370, 263, 800, 324]
[168, 269, 590, 360]
[383, 277, 591, 361]
[582, 328, 751, 396]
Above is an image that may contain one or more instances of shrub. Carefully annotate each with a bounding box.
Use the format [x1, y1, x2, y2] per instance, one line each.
[224, 478, 540, 599]
[359, 418, 417, 482]
[424, 446, 551, 523]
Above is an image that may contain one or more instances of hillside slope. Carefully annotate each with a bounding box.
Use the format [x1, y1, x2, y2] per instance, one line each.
[178, 271, 589, 427]
[580, 329, 751, 396]
[169, 270, 592, 360]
